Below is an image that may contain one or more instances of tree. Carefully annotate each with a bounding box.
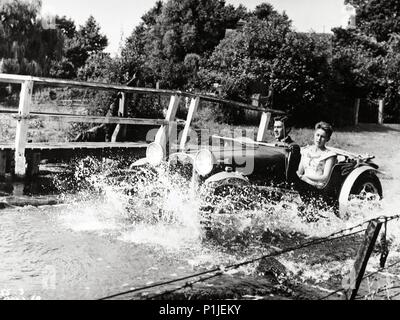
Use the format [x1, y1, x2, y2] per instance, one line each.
[339, 1, 400, 123]
[0, 0, 64, 76]
[346, 0, 400, 42]
[197, 9, 331, 125]
[50, 15, 108, 79]
[120, 0, 246, 89]
[78, 15, 108, 56]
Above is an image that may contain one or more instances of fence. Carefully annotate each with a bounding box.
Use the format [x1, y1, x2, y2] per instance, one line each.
[354, 98, 385, 125]
[99, 215, 400, 300]
[0, 73, 285, 178]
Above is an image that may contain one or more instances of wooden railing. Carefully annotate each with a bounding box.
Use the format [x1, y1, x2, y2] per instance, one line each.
[0, 73, 285, 178]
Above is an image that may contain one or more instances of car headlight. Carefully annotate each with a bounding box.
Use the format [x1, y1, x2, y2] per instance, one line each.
[194, 149, 215, 176]
[146, 142, 165, 166]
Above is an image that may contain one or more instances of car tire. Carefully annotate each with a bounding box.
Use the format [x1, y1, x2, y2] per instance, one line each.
[349, 172, 383, 201]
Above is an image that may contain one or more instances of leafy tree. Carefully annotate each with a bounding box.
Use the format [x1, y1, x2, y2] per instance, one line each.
[382, 35, 400, 122]
[0, 0, 64, 76]
[120, 0, 246, 90]
[78, 15, 108, 56]
[50, 15, 108, 79]
[329, 24, 400, 124]
[56, 15, 76, 39]
[197, 10, 331, 125]
[346, 0, 400, 42]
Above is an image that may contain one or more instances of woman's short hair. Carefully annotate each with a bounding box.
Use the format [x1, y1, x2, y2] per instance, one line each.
[315, 121, 333, 140]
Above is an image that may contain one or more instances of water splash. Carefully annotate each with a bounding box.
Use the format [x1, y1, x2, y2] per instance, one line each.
[52, 157, 205, 249]
[50, 156, 400, 296]
[52, 156, 399, 249]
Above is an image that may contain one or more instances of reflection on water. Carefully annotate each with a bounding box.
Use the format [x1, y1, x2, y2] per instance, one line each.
[1, 157, 400, 300]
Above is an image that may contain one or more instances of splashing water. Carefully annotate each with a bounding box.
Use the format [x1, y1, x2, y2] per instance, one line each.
[34, 156, 400, 298]
[53, 157, 205, 250]
[52, 156, 400, 253]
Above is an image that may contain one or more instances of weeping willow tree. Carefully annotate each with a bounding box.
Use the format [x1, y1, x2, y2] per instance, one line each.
[0, 0, 64, 76]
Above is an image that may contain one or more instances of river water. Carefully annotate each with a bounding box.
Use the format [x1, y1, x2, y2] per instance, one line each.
[1, 155, 400, 300]
[0, 161, 254, 300]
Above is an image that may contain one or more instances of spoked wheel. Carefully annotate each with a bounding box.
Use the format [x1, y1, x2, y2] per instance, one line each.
[339, 172, 383, 217]
[349, 173, 382, 201]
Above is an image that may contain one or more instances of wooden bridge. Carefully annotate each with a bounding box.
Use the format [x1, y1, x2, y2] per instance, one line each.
[0, 73, 284, 179]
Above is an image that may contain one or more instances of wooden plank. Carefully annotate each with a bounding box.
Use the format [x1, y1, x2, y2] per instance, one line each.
[0, 150, 6, 177]
[354, 99, 360, 125]
[0, 74, 34, 84]
[195, 94, 285, 114]
[111, 124, 121, 142]
[14, 80, 33, 178]
[257, 112, 272, 142]
[179, 97, 200, 150]
[119, 92, 128, 141]
[111, 93, 128, 142]
[0, 73, 183, 95]
[343, 220, 382, 300]
[0, 108, 18, 114]
[11, 112, 169, 126]
[0, 142, 148, 151]
[27, 152, 41, 176]
[378, 99, 384, 125]
[155, 95, 181, 151]
[0, 74, 287, 114]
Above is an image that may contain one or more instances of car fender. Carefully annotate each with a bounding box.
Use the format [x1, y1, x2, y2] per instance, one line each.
[338, 165, 380, 214]
[205, 171, 250, 186]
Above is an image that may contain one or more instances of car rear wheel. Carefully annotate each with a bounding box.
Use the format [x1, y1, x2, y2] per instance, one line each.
[349, 173, 382, 201]
[338, 171, 383, 218]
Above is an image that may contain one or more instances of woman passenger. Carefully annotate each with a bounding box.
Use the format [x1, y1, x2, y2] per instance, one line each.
[297, 121, 336, 189]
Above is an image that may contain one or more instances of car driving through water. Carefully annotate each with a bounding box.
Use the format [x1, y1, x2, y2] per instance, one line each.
[133, 93, 383, 218]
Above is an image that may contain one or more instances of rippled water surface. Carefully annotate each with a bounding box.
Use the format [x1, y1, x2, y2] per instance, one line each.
[1, 156, 400, 300]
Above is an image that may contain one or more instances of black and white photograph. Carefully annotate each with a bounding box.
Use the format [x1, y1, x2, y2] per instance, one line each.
[1, 0, 400, 307]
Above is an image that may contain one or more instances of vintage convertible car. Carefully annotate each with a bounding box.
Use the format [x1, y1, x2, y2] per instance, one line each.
[141, 135, 382, 216]
[132, 94, 383, 217]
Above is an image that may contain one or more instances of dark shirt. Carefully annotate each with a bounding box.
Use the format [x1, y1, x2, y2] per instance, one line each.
[275, 135, 295, 147]
[275, 135, 301, 183]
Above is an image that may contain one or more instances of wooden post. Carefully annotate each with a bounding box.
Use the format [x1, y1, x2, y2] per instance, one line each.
[179, 97, 200, 151]
[13, 182, 25, 197]
[354, 98, 360, 126]
[14, 80, 33, 178]
[111, 92, 127, 142]
[155, 95, 181, 154]
[257, 112, 272, 142]
[27, 152, 41, 176]
[378, 99, 384, 125]
[0, 150, 6, 178]
[343, 220, 382, 300]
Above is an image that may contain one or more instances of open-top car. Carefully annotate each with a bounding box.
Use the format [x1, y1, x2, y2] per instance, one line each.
[133, 93, 383, 217]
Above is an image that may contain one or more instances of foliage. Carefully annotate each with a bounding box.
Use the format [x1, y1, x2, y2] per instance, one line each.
[50, 15, 108, 79]
[120, 0, 246, 90]
[197, 11, 332, 125]
[382, 35, 400, 122]
[0, 0, 64, 76]
[3, 0, 400, 125]
[346, 0, 400, 42]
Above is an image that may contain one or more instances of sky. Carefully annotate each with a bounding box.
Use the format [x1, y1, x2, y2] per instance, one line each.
[40, 0, 350, 56]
